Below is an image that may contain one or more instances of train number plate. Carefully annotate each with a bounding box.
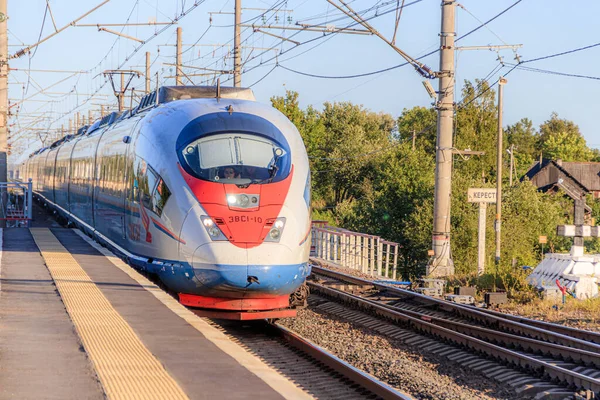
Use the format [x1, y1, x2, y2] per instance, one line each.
[228, 216, 263, 223]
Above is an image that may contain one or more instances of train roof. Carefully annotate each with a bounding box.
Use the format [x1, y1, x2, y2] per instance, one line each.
[27, 85, 256, 158]
[157, 86, 255, 103]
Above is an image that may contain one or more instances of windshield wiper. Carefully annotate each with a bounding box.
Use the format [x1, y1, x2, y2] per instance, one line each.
[246, 149, 282, 186]
[247, 164, 278, 186]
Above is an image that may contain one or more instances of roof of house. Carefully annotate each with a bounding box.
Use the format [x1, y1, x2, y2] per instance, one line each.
[525, 159, 600, 192]
[560, 162, 600, 191]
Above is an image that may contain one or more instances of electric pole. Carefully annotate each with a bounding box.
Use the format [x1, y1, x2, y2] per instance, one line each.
[233, 0, 242, 87]
[176, 27, 182, 85]
[145, 52, 151, 93]
[509, 143, 514, 186]
[103, 70, 140, 112]
[412, 129, 416, 151]
[495, 77, 507, 269]
[0, 0, 7, 228]
[429, 0, 456, 277]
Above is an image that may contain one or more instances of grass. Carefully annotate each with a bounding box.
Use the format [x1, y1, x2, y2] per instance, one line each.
[446, 271, 600, 331]
[500, 297, 600, 331]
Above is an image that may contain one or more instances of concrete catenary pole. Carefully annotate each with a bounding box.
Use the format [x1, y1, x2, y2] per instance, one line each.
[0, 0, 7, 227]
[495, 77, 507, 268]
[429, 0, 456, 277]
[118, 73, 124, 112]
[175, 27, 182, 85]
[233, 0, 242, 87]
[145, 51, 151, 93]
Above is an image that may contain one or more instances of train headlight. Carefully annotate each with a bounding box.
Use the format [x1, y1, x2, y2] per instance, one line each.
[200, 216, 227, 241]
[203, 218, 214, 227]
[265, 217, 286, 242]
[269, 228, 281, 240]
[208, 225, 221, 238]
[226, 193, 259, 209]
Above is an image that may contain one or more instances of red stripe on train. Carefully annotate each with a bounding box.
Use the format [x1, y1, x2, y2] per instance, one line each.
[179, 163, 293, 249]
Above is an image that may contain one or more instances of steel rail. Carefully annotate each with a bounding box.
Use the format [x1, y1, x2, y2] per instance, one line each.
[307, 280, 600, 393]
[312, 265, 600, 352]
[473, 306, 600, 345]
[270, 322, 413, 400]
[366, 294, 600, 368]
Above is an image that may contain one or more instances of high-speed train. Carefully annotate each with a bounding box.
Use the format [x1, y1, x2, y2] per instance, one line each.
[18, 86, 312, 319]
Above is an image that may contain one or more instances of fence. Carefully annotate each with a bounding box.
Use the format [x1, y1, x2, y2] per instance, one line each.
[310, 223, 401, 280]
[0, 179, 33, 227]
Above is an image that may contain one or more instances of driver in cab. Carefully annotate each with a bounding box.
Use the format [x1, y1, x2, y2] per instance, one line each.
[223, 166, 240, 180]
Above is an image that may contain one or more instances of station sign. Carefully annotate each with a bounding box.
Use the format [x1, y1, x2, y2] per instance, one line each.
[467, 188, 497, 203]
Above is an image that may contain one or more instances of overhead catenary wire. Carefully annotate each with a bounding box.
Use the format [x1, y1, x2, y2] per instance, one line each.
[221, 0, 419, 86]
[505, 63, 600, 81]
[270, 0, 522, 81]
[43, 0, 208, 130]
[194, 0, 407, 82]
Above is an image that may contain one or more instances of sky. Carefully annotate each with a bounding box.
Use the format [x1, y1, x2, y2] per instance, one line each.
[7, 0, 600, 162]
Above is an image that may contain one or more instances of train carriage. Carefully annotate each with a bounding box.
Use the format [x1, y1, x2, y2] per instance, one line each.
[19, 86, 312, 320]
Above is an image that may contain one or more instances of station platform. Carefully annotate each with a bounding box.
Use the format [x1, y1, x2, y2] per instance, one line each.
[0, 225, 310, 399]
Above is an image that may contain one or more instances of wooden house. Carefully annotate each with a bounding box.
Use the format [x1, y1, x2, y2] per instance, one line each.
[524, 159, 600, 213]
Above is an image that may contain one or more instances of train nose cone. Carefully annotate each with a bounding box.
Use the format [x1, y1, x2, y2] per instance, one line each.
[178, 204, 310, 298]
[190, 243, 309, 298]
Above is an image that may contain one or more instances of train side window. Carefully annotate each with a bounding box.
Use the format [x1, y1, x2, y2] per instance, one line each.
[133, 156, 167, 214]
[152, 179, 171, 216]
[144, 168, 158, 209]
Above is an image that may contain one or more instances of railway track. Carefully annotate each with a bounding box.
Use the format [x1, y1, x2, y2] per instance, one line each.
[309, 265, 600, 398]
[207, 319, 412, 400]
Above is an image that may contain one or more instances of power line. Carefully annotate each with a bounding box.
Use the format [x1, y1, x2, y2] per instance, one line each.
[269, 0, 523, 81]
[521, 41, 600, 64]
[209, 0, 288, 28]
[222, 0, 419, 85]
[199, 0, 412, 84]
[44, 0, 207, 129]
[455, 0, 523, 42]
[507, 63, 600, 81]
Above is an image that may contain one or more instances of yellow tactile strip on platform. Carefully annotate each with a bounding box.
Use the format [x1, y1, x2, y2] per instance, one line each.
[29, 228, 188, 400]
[74, 229, 314, 400]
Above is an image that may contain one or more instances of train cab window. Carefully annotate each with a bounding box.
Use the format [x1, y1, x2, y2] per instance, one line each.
[181, 133, 290, 185]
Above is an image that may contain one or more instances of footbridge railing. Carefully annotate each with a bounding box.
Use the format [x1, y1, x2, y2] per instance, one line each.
[310, 221, 401, 280]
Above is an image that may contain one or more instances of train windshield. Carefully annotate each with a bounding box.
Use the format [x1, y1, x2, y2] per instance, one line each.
[181, 133, 290, 184]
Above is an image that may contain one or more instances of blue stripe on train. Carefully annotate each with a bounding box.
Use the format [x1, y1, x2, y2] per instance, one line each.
[156, 262, 311, 298]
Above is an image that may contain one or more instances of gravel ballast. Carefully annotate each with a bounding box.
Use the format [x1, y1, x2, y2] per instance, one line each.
[280, 306, 519, 400]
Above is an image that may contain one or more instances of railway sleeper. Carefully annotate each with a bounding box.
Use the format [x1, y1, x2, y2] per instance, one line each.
[308, 281, 600, 395]
[311, 266, 600, 350]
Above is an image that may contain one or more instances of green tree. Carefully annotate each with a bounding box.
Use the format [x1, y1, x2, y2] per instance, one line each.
[506, 118, 539, 177]
[339, 142, 435, 275]
[270, 86, 583, 282]
[538, 113, 596, 161]
[454, 80, 499, 180]
[318, 101, 395, 206]
[396, 106, 437, 153]
[271, 90, 327, 200]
